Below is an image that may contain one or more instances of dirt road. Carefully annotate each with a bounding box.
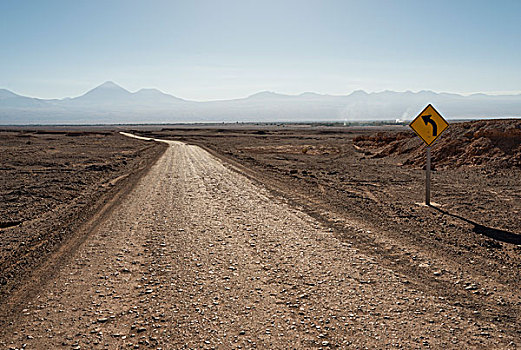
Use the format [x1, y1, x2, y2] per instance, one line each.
[1, 137, 518, 349]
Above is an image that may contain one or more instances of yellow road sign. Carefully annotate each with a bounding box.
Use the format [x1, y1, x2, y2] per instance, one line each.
[409, 104, 449, 146]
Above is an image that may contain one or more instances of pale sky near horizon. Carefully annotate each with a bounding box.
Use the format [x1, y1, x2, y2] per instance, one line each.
[1, 0, 520, 100]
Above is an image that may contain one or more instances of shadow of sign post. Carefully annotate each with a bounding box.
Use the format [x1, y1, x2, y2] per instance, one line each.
[432, 206, 521, 245]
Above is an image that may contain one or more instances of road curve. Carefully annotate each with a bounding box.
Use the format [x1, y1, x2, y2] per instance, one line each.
[1, 136, 514, 349]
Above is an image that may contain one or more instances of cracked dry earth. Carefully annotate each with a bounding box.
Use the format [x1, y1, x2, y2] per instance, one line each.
[2, 139, 517, 349]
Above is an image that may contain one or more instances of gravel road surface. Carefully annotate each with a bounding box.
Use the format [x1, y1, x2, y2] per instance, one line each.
[1, 137, 517, 349]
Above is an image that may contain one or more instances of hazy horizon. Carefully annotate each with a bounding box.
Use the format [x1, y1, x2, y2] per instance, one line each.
[2, 0, 521, 101]
[4, 80, 521, 102]
[3, 80, 521, 102]
[3, 80, 521, 124]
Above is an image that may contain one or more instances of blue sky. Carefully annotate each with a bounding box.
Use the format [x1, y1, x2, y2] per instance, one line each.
[1, 0, 520, 100]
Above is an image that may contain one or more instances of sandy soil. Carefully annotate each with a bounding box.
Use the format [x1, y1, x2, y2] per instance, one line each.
[0, 130, 167, 305]
[133, 124, 521, 347]
[1, 128, 520, 349]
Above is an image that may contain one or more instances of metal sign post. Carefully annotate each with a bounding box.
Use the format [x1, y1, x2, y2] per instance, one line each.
[425, 146, 431, 205]
[409, 104, 449, 206]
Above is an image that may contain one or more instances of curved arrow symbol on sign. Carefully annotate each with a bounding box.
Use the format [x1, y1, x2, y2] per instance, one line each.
[421, 115, 438, 136]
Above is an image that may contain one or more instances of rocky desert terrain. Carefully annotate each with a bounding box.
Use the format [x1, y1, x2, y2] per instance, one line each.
[1, 121, 520, 349]
[0, 129, 166, 306]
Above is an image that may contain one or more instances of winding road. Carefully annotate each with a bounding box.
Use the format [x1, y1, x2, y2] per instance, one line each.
[1, 136, 515, 349]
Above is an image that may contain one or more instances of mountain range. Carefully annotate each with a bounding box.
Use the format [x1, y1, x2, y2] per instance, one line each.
[1, 81, 521, 124]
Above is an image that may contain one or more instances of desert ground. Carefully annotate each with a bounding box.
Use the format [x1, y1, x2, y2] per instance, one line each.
[0, 120, 520, 349]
